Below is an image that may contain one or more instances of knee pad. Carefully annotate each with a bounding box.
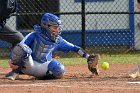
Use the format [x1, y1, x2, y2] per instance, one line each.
[11, 45, 27, 66]
[48, 60, 65, 79]
[11, 43, 32, 66]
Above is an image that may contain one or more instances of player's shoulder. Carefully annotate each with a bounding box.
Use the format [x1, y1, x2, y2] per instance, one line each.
[34, 25, 39, 28]
[33, 25, 42, 33]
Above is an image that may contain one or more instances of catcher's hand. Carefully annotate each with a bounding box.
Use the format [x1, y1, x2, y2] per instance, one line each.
[87, 54, 100, 75]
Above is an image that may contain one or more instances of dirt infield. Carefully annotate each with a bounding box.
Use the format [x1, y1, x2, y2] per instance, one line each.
[0, 64, 140, 93]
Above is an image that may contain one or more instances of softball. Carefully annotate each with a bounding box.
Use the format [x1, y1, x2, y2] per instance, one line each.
[101, 62, 109, 70]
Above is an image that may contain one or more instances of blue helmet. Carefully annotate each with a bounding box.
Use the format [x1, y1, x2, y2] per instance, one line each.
[41, 13, 62, 41]
[41, 13, 62, 26]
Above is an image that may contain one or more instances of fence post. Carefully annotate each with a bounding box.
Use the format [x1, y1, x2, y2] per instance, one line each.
[81, 0, 86, 49]
[129, 0, 134, 49]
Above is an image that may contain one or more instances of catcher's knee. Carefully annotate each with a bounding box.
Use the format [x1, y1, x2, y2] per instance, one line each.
[48, 60, 65, 79]
[11, 43, 32, 66]
[11, 45, 26, 66]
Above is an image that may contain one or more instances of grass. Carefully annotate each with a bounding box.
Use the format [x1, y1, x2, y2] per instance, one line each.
[0, 54, 140, 67]
[100, 54, 140, 64]
[58, 54, 140, 65]
[0, 58, 9, 67]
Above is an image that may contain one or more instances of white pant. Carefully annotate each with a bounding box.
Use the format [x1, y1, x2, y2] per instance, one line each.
[22, 55, 51, 78]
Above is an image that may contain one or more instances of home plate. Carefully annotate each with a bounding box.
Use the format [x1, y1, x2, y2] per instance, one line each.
[127, 81, 140, 84]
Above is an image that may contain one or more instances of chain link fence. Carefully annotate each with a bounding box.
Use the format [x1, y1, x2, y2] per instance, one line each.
[0, 0, 139, 57]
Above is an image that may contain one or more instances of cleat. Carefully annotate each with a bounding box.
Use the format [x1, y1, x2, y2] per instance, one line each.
[129, 71, 140, 78]
[128, 63, 140, 78]
[5, 71, 19, 80]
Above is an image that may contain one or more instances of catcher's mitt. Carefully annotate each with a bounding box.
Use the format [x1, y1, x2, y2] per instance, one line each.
[87, 54, 100, 75]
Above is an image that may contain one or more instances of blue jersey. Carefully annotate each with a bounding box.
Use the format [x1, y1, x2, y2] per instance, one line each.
[20, 25, 80, 63]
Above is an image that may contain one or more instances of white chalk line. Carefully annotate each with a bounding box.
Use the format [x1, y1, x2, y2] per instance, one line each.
[127, 81, 140, 84]
[0, 82, 140, 90]
[0, 82, 71, 87]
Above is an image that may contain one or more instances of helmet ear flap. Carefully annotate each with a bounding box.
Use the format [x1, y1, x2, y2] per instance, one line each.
[41, 21, 49, 29]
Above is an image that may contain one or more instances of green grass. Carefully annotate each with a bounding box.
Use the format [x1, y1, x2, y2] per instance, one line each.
[58, 54, 140, 65]
[1, 54, 140, 67]
[0, 58, 9, 67]
[100, 54, 140, 64]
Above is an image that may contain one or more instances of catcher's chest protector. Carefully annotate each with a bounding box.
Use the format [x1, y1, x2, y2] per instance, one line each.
[31, 33, 58, 63]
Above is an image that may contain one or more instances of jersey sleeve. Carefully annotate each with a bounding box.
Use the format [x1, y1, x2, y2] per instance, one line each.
[20, 32, 36, 46]
[57, 37, 89, 58]
[57, 37, 80, 52]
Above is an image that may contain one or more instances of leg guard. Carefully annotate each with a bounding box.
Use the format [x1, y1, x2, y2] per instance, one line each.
[47, 60, 65, 79]
[10, 45, 27, 66]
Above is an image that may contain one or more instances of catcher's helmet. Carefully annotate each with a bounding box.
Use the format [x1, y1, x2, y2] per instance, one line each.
[41, 13, 62, 41]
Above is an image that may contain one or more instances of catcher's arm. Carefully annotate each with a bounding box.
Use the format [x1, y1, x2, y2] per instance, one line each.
[77, 48, 100, 75]
[58, 39, 100, 75]
[77, 48, 89, 58]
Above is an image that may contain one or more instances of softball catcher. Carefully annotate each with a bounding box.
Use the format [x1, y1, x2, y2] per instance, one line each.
[5, 13, 100, 80]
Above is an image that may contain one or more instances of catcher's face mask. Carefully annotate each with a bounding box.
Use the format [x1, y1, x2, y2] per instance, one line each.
[41, 13, 62, 41]
[48, 25, 61, 37]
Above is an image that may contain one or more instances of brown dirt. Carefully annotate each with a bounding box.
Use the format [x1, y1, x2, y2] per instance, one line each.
[0, 64, 140, 93]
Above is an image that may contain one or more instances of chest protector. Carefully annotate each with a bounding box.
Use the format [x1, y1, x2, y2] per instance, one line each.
[31, 32, 58, 63]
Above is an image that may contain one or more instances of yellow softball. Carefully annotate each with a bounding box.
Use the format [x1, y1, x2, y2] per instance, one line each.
[101, 62, 109, 70]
